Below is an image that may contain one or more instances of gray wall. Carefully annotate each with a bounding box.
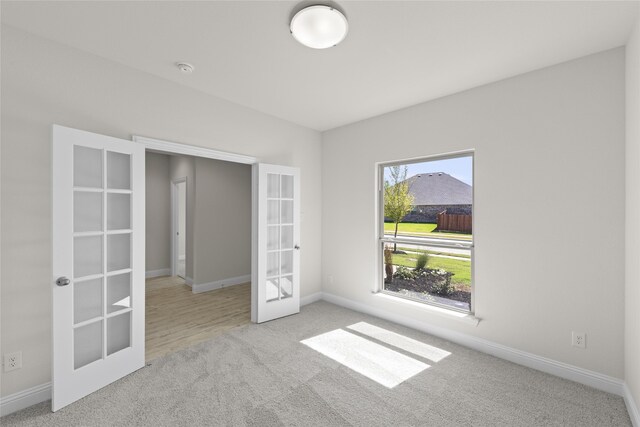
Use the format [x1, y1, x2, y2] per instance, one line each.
[145, 153, 250, 285]
[0, 26, 322, 398]
[169, 155, 196, 281]
[625, 15, 640, 415]
[193, 158, 251, 285]
[322, 48, 625, 379]
[145, 152, 171, 272]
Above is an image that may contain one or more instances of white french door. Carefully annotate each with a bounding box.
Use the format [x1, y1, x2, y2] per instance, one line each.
[52, 125, 145, 411]
[253, 164, 301, 323]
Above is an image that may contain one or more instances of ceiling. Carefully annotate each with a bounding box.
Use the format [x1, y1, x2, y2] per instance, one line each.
[2, 1, 638, 131]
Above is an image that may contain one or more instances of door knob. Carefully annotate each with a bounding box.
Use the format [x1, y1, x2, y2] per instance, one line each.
[56, 276, 70, 287]
[294, 245, 300, 250]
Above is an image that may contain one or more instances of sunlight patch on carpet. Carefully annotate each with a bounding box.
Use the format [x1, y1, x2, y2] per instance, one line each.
[301, 329, 429, 388]
[347, 322, 451, 363]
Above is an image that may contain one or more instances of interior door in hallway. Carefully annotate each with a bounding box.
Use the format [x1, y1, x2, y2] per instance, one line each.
[172, 178, 187, 279]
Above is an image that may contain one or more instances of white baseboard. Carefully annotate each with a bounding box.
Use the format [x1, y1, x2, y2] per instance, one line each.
[320, 291, 625, 397]
[185, 276, 194, 287]
[300, 292, 323, 306]
[145, 268, 171, 278]
[192, 274, 251, 294]
[0, 382, 50, 417]
[624, 383, 640, 427]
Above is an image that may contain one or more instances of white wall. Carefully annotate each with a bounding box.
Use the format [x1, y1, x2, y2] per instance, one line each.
[322, 49, 625, 378]
[145, 152, 171, 273]
[0, 26, 322, 398]
[193, 158, 251, 285]
[625, 15, 640, 414]
[169, 155, 196, 281]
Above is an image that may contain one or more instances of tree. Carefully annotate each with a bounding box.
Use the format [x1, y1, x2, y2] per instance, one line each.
[384, 165, 414, 252]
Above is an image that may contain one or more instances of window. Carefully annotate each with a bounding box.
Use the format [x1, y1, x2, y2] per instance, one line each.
[379, 153, 473, 313]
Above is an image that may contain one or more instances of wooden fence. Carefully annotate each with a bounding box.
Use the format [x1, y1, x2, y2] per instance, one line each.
[436, 211, 472, 234]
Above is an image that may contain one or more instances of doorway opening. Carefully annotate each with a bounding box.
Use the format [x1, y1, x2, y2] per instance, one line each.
[144, 148, 254, 362]
[135, 135, 301, 361]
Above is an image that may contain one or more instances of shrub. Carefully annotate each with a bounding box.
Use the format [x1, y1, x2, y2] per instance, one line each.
[427, 269, 454, 296]
[415, 253, 429, 271]
[393, 266, 415, 280]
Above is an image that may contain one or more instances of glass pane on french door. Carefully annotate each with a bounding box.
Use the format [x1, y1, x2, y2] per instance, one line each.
[265, 172, 295, 302]
[72, 146, 133, 369]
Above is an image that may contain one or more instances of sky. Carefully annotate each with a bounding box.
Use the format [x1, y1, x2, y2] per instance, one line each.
[384, 155, 473, 186]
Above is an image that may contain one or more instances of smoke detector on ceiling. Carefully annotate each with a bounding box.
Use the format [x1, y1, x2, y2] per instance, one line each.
[176, 62, 194, 73]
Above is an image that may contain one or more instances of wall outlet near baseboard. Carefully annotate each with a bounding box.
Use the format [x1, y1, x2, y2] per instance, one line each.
[4, 351, 22, 372]
[572, 332, 586, 349]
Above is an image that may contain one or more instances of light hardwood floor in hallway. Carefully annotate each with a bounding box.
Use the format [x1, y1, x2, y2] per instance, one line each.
[145, 276, 251, 361]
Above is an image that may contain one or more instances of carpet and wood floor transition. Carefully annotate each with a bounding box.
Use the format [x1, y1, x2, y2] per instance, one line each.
[2, 285, 631, 426]
[145, 276, 251, 361]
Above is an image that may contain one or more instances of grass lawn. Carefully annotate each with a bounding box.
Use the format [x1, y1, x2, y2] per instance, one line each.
[384, 222, 437, 233]
[390, 251, 471, 287]
[384, 222, 472, 240]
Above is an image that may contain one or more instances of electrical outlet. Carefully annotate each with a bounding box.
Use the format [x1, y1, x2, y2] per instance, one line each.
[572, 332, 586, 349]
[4, 351, 22, 372]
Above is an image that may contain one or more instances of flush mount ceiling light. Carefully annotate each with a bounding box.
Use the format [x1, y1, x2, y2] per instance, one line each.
[290, 5, 348, 49]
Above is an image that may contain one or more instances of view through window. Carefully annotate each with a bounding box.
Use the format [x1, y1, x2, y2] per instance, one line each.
[380, 154, 473, 312]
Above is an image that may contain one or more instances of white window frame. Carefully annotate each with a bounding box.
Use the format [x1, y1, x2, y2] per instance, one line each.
[376, 150, 475, 314]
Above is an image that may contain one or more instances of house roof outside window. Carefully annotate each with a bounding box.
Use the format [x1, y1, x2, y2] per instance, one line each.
[403, 173, 472, 206]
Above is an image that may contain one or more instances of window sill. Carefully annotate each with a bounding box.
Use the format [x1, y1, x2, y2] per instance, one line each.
[373, 291, 481, 326]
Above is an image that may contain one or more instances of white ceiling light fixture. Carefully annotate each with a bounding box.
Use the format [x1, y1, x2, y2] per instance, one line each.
[290, 5, 348, 49]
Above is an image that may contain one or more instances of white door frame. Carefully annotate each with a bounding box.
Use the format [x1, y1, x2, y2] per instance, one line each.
[170, 177, 187, 279]
[133, 136, 260, 320]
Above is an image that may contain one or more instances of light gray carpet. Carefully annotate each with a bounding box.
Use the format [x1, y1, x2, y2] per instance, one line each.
[1, 301, 631, 426]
